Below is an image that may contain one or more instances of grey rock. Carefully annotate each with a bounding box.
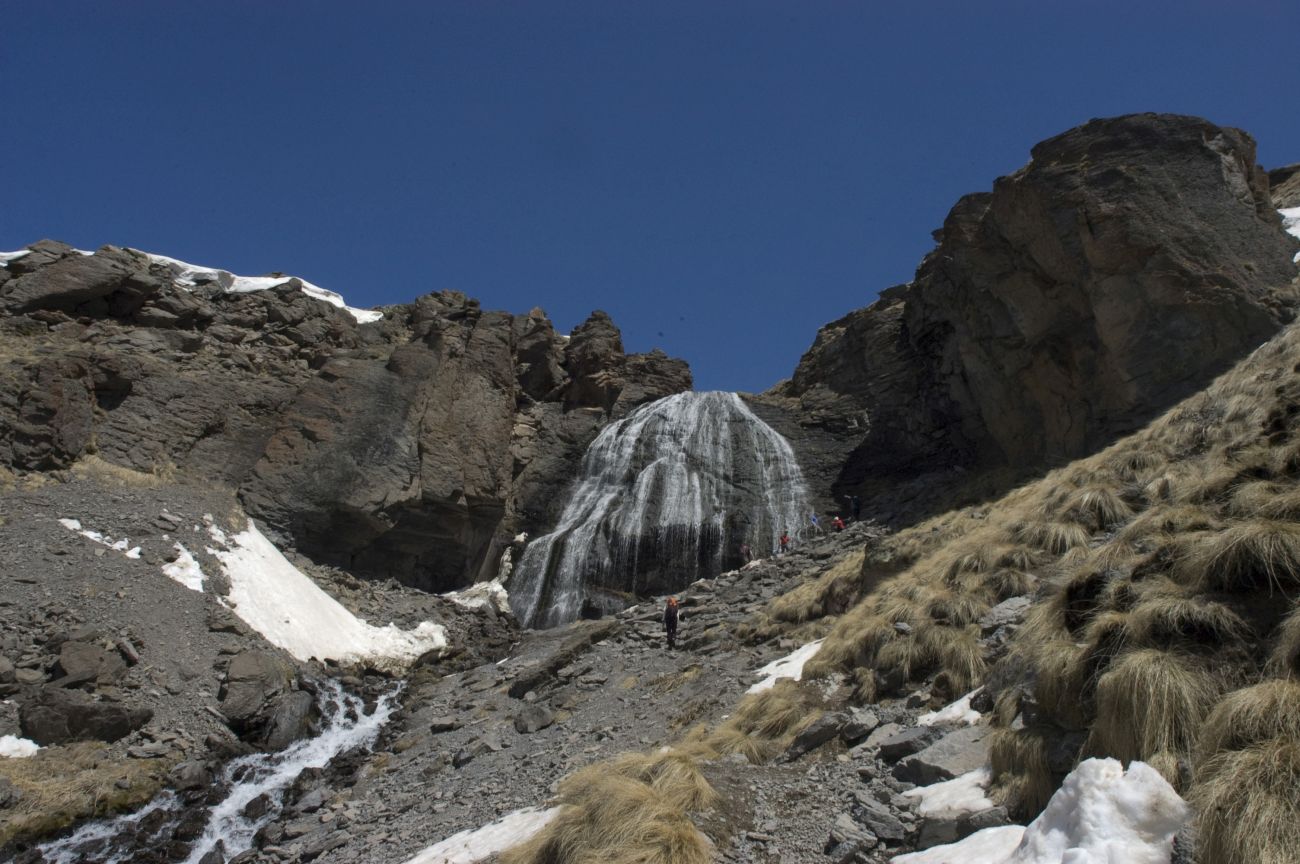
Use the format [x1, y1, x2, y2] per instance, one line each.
[875, 725, 942, 762]
[513, 704, 555, 734]
[170, 759, 213, 791]
[893, 725, 991, 785]
[840, 708, 880, 743]
[785, 711, 848, 760]
[979, 596, 1032, 633]
[429, 716, 462, 734]
[850, 792, 907, 842]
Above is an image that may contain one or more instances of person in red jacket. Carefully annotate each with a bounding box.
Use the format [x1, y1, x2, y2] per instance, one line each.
[832, 515, 846, 532]
[779, 531, 791, 554]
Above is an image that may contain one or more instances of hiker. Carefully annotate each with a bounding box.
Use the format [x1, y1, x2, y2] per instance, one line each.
[740, 543, 752, 563]
[664, 597, 679, 649]
[832, 515, 846, 532]
[809, 512, 824, 535]
[779, 530, 791, 555]
[844, 494, 861, 522]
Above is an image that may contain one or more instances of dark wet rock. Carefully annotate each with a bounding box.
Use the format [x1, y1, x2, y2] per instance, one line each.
[19, 688, 152, 745]
[784, 711, 848, 760]
[874, 725, 942, 762]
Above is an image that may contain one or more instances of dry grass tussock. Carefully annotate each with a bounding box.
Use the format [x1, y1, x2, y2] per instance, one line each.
[753, 322, 1300, 856]
[70, 454, 174, 487]
[1176, 519, 1300, 594]
[1190, 740, 1300, 864]
[768, 551, 864, 624]
[0, 742, 175, 846]
[700, 679, 821, 763]
[1085, 649, 1220, 764]
[1196, 679, 1300, 763]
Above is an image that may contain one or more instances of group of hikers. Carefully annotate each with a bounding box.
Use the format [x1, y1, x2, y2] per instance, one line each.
[662, 493, 863, 649]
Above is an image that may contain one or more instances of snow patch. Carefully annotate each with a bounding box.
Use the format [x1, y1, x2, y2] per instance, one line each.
[918, 689, 982, 727]
[142, 251, 383, 323]
[0, 249, 31, 265]
[747, 639, 824, 693]
[445, 578, 512, 615]
[58, 518, 142, 560]
[892, 758, 1189, 864]
[402, 806, 561, 864]
[903, 767, 996, 818]
[207, 520, 447, 671]
[161, 543, 206, 592]
[0, 735, 40, 758]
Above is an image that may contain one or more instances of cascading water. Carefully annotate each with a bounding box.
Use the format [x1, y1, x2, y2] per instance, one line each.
[33, 680, 397, 864]
[509, 391, 809, 628]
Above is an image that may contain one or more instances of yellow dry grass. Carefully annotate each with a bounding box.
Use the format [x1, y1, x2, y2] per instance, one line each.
[1196, 679, 1300, 762]
[1085, 649, 1220, 763]
[1191, 739, 1300, 864]
[0, 742, 176, 847]
[1177, 519, 1300, 594]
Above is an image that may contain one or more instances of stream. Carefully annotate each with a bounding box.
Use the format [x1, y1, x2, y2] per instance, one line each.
[30, 680, 398, 864]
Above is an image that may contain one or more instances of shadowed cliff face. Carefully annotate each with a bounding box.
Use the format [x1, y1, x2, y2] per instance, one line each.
[0, 246, 691, 592]
[774, 113, 1300, 522]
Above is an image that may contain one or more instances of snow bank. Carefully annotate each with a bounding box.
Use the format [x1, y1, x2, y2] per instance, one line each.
[903, 767, 996, 819]
[143, 251, 383, 324]
[1281, 207, 1300, 262]
[0, 249, 31, 265]
[892, 758, 1188, 864]
[918, 689, 982, 727]
[747, 639, 824, 693]
[207, 520, 446, 671]
[161, 542, 206, 592]
[0, 735, 40, 758]
[403, 806, 561, 864]
[58, 518, 141, 559]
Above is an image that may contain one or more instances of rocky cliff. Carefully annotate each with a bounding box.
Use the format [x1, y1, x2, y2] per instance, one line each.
[769, 113, 1300, 519]
[0, 244, 691, 591]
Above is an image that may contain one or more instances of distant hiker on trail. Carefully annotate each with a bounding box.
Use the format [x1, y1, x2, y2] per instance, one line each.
[779, 531, 791, 554]
[844, 494, 861, 521]
[832, 515, 846, 532]
[809, 513, 824, 535]
[740, 543, 752, 563]
[664, 597, 679, 649]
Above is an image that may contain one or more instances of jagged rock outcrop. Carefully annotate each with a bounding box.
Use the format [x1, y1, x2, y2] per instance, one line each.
[773, 113, 1300, 518]
[0, 244, 691, 591]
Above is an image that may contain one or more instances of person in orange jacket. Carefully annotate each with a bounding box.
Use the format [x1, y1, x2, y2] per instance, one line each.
[664, 597, 680, 649]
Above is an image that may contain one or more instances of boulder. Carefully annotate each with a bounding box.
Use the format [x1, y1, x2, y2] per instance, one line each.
[784, 711, 848, 760]
[19, 688, 152, 745]
[840, 707, 880, 743]
[979, 596, 1032, 633]
[893, 725, 991, 785]
[874, 725, 942, 762]
[850, 792, 907, 842]
[54, 641, 127, 687]
[219, 650, 295, 727]
[513, 704, 555, 734]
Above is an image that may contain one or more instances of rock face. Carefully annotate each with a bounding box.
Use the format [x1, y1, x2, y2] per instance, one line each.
[774, 114, 1300, 519]
[1271, 163, 1300, 208]
[0, 246, 691, 592]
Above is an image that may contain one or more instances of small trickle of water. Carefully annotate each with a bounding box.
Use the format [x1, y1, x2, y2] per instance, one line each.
[33, 680, 397, 864]
[509, 391, 809, 628]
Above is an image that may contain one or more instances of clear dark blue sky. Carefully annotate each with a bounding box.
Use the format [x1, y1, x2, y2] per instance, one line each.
[4, 2, 1298, 391]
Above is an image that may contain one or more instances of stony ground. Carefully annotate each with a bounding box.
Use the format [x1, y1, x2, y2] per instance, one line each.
[2, 482, 1011, 864]
[222, 521, 1011, 864]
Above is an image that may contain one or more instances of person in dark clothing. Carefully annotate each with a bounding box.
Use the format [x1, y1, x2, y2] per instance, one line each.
[844, 494, 861, 521]
[740, 543, 753, 563]
[779, 531, 791, 554]
[664, 597, 679, 649]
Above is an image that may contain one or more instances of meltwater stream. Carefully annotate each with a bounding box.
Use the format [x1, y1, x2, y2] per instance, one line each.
[509, 391, 809, 628]
[34, 680, 397, 864]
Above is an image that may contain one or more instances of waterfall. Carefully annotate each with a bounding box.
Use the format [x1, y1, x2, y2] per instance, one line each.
[509, 391, 809, 628]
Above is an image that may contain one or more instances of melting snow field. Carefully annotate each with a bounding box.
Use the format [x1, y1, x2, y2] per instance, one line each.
[893, 758, 1189, 864]
[747, 639, 824, 693]
[403, 806, 561, 864]
[57, 514, 447, 671]
[57, 518, 141, 559]
[207, 520, 446, 670]
[0, 734, 40, 758]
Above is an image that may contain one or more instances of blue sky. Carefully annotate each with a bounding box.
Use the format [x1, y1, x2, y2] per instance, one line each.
[3, 2, 1298, 391]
